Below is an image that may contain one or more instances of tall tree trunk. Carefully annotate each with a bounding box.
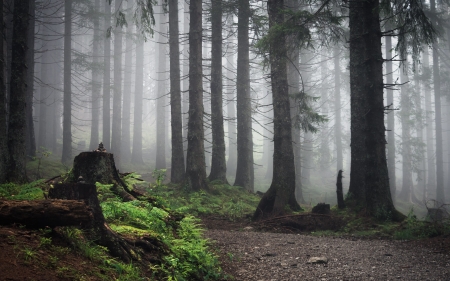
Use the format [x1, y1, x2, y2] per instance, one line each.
[111, 0, 123, 167]
[25, 0, 35, 158]
[120, 3, 133, 163]
[0, 0, 7, 184]
[430, 0, 444, 203]
[169, 0, 185, 183]
[234, 0, 254, 192]
[186, 0, 208, 191]
[7, 0, 30, 183]
[423, 46, 435, 199]
[155, 5, 167, 170]
[385, 27, 396, 200]
[399, 65, 413, 201]
[209, 0, 227, 183]
[319, 56, 329, 172]
[131, 38, 144, 164]
[62, 0, 72, 164]
[413, 68, 426, 203]
[348, 0, 397, 218]
[182, 0, 189, 162]
[254, 0, 301, 220]
[102, 1, 111, 151]
[89, 0, 101, 150]
[334, 45, 343, 171]
[226, 16, 237, 177]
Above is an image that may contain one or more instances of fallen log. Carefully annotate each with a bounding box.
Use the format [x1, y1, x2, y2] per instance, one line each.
[0, 199, 93, 228]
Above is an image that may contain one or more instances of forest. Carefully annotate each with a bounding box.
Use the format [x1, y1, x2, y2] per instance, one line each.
[0, 0, 449, 280]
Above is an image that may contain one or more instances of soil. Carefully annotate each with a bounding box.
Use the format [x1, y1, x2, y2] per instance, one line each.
[201, 216, 450, 281]
[1, 216, 449, 280]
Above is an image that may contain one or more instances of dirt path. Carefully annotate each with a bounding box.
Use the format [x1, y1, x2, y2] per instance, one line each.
[206, 229, 450, 281]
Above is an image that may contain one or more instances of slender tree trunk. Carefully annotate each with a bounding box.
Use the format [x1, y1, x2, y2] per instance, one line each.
[62, 0, 72, 164]
[7, 0, 30, 183]
[209, 0, 227, 183]
[385, 28, 396, 200]
[111, 0, 123, 167]
[120, 3, 133, 163]
[186, 0, 208, 191]
[399, 65, 413, 201]
[334, 45, 343, 171]
[169, 0, 185, 183]
[25, 0, 35, 158]
[254, 0, 300, 220]
[155, 5, 167, 170]
[234, 0, 254, 192]
[423, 46, 435, 199]
[102, 2, 111, 151]
[182, 0, 189, 162]
[131, 38, 144, 164]
[413, 69, 426, 203]
[319, 56, 329, 171]
[226, 16, 237, 177]
[431, 0, 444, 203]
[89, 0, 101, 150]
[0, 0, 7, 184]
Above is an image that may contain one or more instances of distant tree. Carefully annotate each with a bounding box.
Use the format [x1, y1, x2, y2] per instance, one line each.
[25, 0, 36, 158]
[333, 44, 343, 172]
[89, 0, 101, 150]
[131, 37, 144, 164]
[186, 0, 208, 190]
[169, 0, 185, 183]
[234, 0, 254, 192]
[208, 0, 228, 183]
[7, 0, 30, 183]
[226, 16, 237, 177]
[62, 0, 72, 164]
[102, 1, 111, 151]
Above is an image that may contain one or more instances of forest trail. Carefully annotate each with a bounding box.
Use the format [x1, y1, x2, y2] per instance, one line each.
[204, 220, 450, 281]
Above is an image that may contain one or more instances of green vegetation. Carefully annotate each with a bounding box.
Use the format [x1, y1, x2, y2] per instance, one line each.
[0, 180, 45, 200]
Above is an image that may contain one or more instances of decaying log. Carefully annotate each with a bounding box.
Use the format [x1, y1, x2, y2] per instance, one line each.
[0, 199, 93, 228]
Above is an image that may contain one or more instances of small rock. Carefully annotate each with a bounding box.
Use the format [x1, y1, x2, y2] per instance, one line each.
[243, 226, 253, 231]
[307, 257, 328, 264]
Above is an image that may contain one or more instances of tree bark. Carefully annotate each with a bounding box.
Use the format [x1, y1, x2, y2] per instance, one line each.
[0, 199, 93, 228]
[25, 0, 35, 158]
[186, 0, 208, 191]
[334, 42, 343, 172]
[102, 1, 111, 151]
[7, 0, 30, 183]
[234, 0, 254, 192]
[62, 0, 72, 164]
[253, 0, 301, 220]
[209, 0, 228, 184]
[226, 16, 237, 177]
[423, 46, 435, 199]
[0, 0, 7, 184]
[169, 0, 185, 183]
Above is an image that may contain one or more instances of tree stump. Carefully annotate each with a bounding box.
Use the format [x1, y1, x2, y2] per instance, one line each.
[70, 151, 138, 201]
[311, 203, 330, 215]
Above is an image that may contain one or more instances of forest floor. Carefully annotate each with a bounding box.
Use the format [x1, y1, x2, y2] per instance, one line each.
[201, 215, 450, 281]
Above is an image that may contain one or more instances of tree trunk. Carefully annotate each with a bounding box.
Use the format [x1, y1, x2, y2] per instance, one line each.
[111, 0, 123, 167]
[155, 5, 167, 170]
[319, 56, 329, 172]
[385, 24, 396, 200]
[336, 170, 345, 209]
[131, 38, 144, 164]
[0, 199, 93, 228]
[423, 46, 435, 200]
[0, 0, 7, 184]
[89, 0, 101, 151]
[169, 0, 185, 183]
[120, 3, 133, 163]
[226, 16, 237, 177]
[182, 0, 190, 163]
[25, 0, 35, 158]
[431, 0, 444, 203]
[209, 0, 227, 184]
[102, 1, 111, 151]
[334, 42, 343, 172]
[7, 0, 30, 183]
[349, 0, 398, 219]
[234, 0, 254, 192]
[253, 0, 301, 220]
[186, 0, 208, 191]
[62, 0, 72, 164]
